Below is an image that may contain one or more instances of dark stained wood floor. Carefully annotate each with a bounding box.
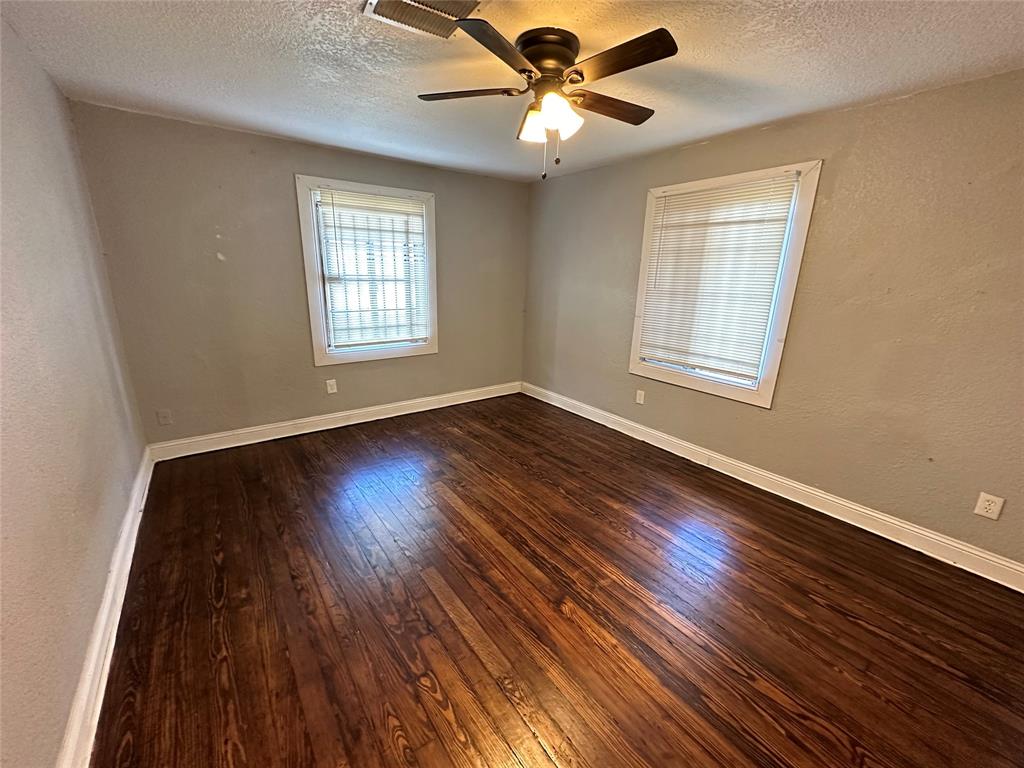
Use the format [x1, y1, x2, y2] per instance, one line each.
[93, 394, 1024, 768]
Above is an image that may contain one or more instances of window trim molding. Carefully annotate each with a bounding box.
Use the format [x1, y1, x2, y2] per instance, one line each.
[628, 160, 822, 408]
[295, 174, 439, 367]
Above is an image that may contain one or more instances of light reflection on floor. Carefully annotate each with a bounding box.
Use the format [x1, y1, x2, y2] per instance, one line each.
[632, 504, 736, 610]
[321, 452, 434, 538]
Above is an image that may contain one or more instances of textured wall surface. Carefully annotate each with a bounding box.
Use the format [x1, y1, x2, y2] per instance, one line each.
[5, 1, 1023, 179]
[0, 21, 145, 768]
[524, 70, 1023, 561]
[72, 103, 529, 442]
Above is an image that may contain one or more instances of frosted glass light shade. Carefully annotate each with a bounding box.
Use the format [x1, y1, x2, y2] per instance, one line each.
[540, 91, 584, 140]
[517, 104, 547, 143]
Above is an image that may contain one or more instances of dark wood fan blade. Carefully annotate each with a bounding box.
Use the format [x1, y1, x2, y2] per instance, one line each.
[569, 89, 655, 125]
[418, 87, 520, 101]
[564, 28, 677, 85]
[455, 18, 540, 79]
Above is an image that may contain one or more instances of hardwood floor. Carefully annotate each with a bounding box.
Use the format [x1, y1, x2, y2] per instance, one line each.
[92, 394, 1024, 768]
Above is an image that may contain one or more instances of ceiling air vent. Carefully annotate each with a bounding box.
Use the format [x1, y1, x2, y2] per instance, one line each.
[363, 0, 481, 39]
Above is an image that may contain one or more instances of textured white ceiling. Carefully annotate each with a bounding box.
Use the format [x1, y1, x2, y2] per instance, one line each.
[4, 1, 1023, 180]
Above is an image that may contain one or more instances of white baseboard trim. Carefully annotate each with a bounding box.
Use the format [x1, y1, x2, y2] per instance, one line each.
[521, 383, 1024, 593]
[148, 381, 523, 462]
[56, 448, 155, 768]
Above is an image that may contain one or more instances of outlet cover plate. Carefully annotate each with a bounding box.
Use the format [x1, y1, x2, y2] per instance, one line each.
[973, 492, 1004, 520]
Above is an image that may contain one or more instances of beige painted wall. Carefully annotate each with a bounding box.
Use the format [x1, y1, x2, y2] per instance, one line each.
[524, 70, 1023, 562]
[0, 21, 145, 768]
[72, 103, 530, 442]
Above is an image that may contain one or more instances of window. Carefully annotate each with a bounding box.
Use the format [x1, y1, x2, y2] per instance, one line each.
[295, 175, 437, 366]
[629, 161, 821, 407]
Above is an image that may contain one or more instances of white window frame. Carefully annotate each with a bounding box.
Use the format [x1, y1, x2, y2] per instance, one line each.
[629, 160, 821, 408]
[295, 174, 439, 366]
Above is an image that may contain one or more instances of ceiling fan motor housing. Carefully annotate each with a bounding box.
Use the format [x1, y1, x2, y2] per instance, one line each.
[514, 27, 580, 79]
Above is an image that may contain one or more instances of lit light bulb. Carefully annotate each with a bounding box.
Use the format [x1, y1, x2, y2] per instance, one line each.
[516, 102, 547, 143]
[540, 91, 584, 140]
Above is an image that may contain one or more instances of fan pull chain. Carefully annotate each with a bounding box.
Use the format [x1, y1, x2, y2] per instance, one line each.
[540, 132, 564, 180]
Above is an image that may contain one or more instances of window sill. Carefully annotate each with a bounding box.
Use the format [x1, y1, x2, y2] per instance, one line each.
[628, 359, 776, 408]
[314, 339, 438, 366]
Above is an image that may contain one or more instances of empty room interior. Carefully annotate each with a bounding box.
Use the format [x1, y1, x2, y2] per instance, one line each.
[2, 1, 1023, 766]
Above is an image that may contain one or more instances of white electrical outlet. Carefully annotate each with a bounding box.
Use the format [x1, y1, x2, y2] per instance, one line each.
[972, 492, 1004, 520]
[635, 389, 645, 405]
[156, 409, 173, 426]
[325, 379, 337, 394]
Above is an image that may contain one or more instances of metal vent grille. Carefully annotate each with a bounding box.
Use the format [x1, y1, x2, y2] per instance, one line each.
[363, 0, 480, 38]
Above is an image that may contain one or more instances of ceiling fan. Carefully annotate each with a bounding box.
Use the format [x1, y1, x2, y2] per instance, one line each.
[419, 20, 678, 174]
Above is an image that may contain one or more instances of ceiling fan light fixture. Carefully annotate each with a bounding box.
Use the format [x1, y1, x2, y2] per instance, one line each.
[418, 21, 677, 171]
[540, 91, 584, 139]
[517, 102, 548, 143]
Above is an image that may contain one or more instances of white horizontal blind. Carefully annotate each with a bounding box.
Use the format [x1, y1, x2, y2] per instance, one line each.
[313, 188, 431, 351]
[638, 171, 800, 385]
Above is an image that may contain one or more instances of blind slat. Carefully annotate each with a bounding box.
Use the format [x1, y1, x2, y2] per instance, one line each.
[637, 172, 799, 383]
[313, 188, 431, 350]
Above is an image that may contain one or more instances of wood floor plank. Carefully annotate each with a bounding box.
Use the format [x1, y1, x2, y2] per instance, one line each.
[92, 394, 1024, 767]
[222, 450, 317, 767]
